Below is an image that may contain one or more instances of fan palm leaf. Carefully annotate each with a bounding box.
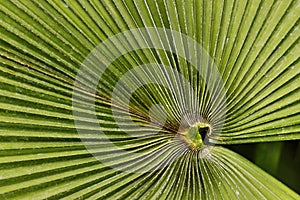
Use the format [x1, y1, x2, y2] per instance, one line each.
[0, 0, 299, 199]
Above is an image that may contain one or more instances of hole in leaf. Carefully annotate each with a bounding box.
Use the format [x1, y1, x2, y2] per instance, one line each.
[198, 127, 210, 139]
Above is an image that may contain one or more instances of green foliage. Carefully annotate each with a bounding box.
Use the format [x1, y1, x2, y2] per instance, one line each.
[0, 0, 299, 199]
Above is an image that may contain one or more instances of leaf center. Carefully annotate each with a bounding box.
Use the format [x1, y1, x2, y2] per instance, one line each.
[179, 123, 210, 150]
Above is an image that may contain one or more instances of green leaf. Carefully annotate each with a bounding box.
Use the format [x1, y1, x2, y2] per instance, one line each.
[0, 0, 299, 199]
